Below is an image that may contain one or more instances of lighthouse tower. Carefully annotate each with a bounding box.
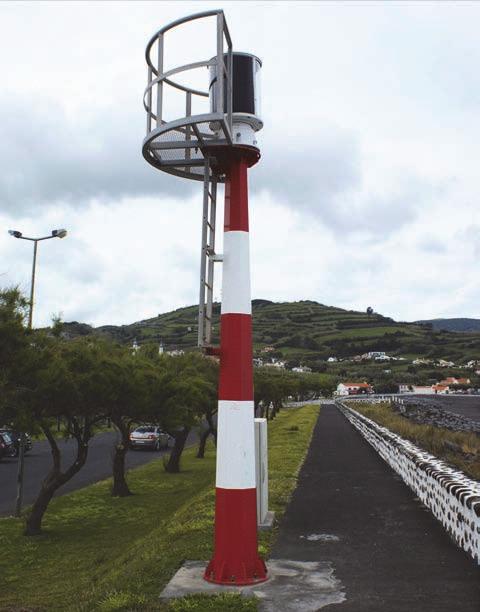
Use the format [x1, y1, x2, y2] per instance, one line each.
[142, 10, 266, 585]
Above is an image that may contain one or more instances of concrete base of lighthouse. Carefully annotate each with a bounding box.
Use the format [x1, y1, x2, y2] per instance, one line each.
[160, 559, 346, 611]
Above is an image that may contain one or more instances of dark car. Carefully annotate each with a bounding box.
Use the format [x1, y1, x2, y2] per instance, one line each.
[0, 432, 15, 460]
[0, 429, 32, 457]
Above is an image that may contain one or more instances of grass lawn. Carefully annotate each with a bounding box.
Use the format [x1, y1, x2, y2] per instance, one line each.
[350, 401, 480, 481]
[0, 405, 319, 612]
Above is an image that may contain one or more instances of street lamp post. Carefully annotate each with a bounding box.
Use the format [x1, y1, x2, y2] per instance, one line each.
[8, 228, 68, 329]
[7, 228, 67, 517]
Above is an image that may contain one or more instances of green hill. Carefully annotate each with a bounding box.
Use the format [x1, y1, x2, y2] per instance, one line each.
[416, 318, 480, 333]
[61, 300, 480, 371]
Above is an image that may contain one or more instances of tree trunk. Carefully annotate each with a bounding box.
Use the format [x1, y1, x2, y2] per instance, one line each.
[24, 480, 57, 536]
[111, 420, 132, 497]
[165, 427, 190, 473]
[24, 423, 89, 536]
[206, 412, 217, 445]
[196, 427, 210, 459]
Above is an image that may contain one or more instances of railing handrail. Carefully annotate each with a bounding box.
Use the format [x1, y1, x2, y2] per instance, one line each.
[143, 10, 234, 178]
[145, 9, 225, 73]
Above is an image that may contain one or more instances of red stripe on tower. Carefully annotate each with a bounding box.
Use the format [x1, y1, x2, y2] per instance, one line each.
[204, 153, 267, 585]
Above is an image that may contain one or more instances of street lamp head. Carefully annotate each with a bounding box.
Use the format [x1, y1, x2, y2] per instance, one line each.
[8, 230, 22, 238]
[52, 229, 67, 239]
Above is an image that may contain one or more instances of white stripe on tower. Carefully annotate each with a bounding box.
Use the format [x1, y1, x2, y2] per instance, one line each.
[221, 231, 252, 316]
[216, 400, 256, 489]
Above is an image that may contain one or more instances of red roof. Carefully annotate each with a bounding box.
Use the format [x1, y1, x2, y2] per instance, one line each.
[342, 382, 371, 388]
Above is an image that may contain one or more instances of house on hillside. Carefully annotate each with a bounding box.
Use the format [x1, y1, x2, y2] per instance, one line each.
[398, 383, 413, 393]
[440, 377, 471, 386]
[264, 359, 286, 370]
[327, 356, 338, 363]
[292, 365, 312, 373]
[437, 359, 455, 367]
[433, 384, 450, 394]
[365, 351, 386, 360]
[411, 385, 434, 394]
[336, 382, 373, 396]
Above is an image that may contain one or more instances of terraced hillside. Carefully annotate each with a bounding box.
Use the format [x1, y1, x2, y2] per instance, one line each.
[61, 300, 480, 368]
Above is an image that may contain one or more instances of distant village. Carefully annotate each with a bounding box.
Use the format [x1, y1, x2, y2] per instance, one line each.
[335, 376, 473, 397]
[131, 341, 480, 396]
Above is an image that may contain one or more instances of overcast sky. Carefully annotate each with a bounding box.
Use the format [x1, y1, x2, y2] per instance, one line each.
[1, 1, 479, 327]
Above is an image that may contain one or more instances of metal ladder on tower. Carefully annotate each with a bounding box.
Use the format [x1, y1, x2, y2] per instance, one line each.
[198, 157, 223, 349]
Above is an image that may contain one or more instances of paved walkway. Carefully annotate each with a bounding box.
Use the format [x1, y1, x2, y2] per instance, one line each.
[271, 404, 480, 611]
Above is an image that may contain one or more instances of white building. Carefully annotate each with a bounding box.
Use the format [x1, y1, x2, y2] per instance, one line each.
[413, 358, 433, 366]
[292, 365, 312, 374]
[336, 382, 373, 396]
[167, 349, 185, 357]
[437, 359, 455, 368]
[411, 385, 434, 394]
[264, 360, 286, 370]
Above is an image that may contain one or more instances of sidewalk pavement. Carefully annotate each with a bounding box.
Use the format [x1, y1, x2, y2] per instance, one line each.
[271, 403, 480, 611]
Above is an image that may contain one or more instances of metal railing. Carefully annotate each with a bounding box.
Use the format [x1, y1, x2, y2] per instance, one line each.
[142, 10, 233, 180]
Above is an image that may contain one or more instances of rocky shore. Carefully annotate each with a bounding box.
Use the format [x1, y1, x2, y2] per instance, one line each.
[392, 397, 480, 434]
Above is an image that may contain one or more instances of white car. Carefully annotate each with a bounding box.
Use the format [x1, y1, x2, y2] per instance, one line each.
[129, 426, 171, 451]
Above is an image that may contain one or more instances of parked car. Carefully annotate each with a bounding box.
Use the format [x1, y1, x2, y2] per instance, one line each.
[0, 432, 16, 461]
[129, 426, 171, 451]
[0, 429, 32, 457]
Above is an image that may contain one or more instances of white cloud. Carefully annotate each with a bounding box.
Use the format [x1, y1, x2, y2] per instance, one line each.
[1, 0, 480, 326]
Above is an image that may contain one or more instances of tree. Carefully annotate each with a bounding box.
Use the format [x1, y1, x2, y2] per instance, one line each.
[23, 338, 110, 535]
[0, 288, 30, 422]
[101, 349, 157, 497]
[253, 369, 301, 420]
[159, 353, 217, 473]
[195, 356, 219, 459]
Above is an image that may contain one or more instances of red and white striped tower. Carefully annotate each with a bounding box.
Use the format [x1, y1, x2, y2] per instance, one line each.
[204, 147, 267, 585]
[141, 10, 266, 587]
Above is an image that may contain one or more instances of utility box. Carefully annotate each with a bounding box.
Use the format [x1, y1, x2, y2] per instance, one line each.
[254, 418, 275, 529]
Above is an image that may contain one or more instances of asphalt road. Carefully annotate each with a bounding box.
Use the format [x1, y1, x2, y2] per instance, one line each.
[272, 403, 480, 611]
[0, 430, 196, 517]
